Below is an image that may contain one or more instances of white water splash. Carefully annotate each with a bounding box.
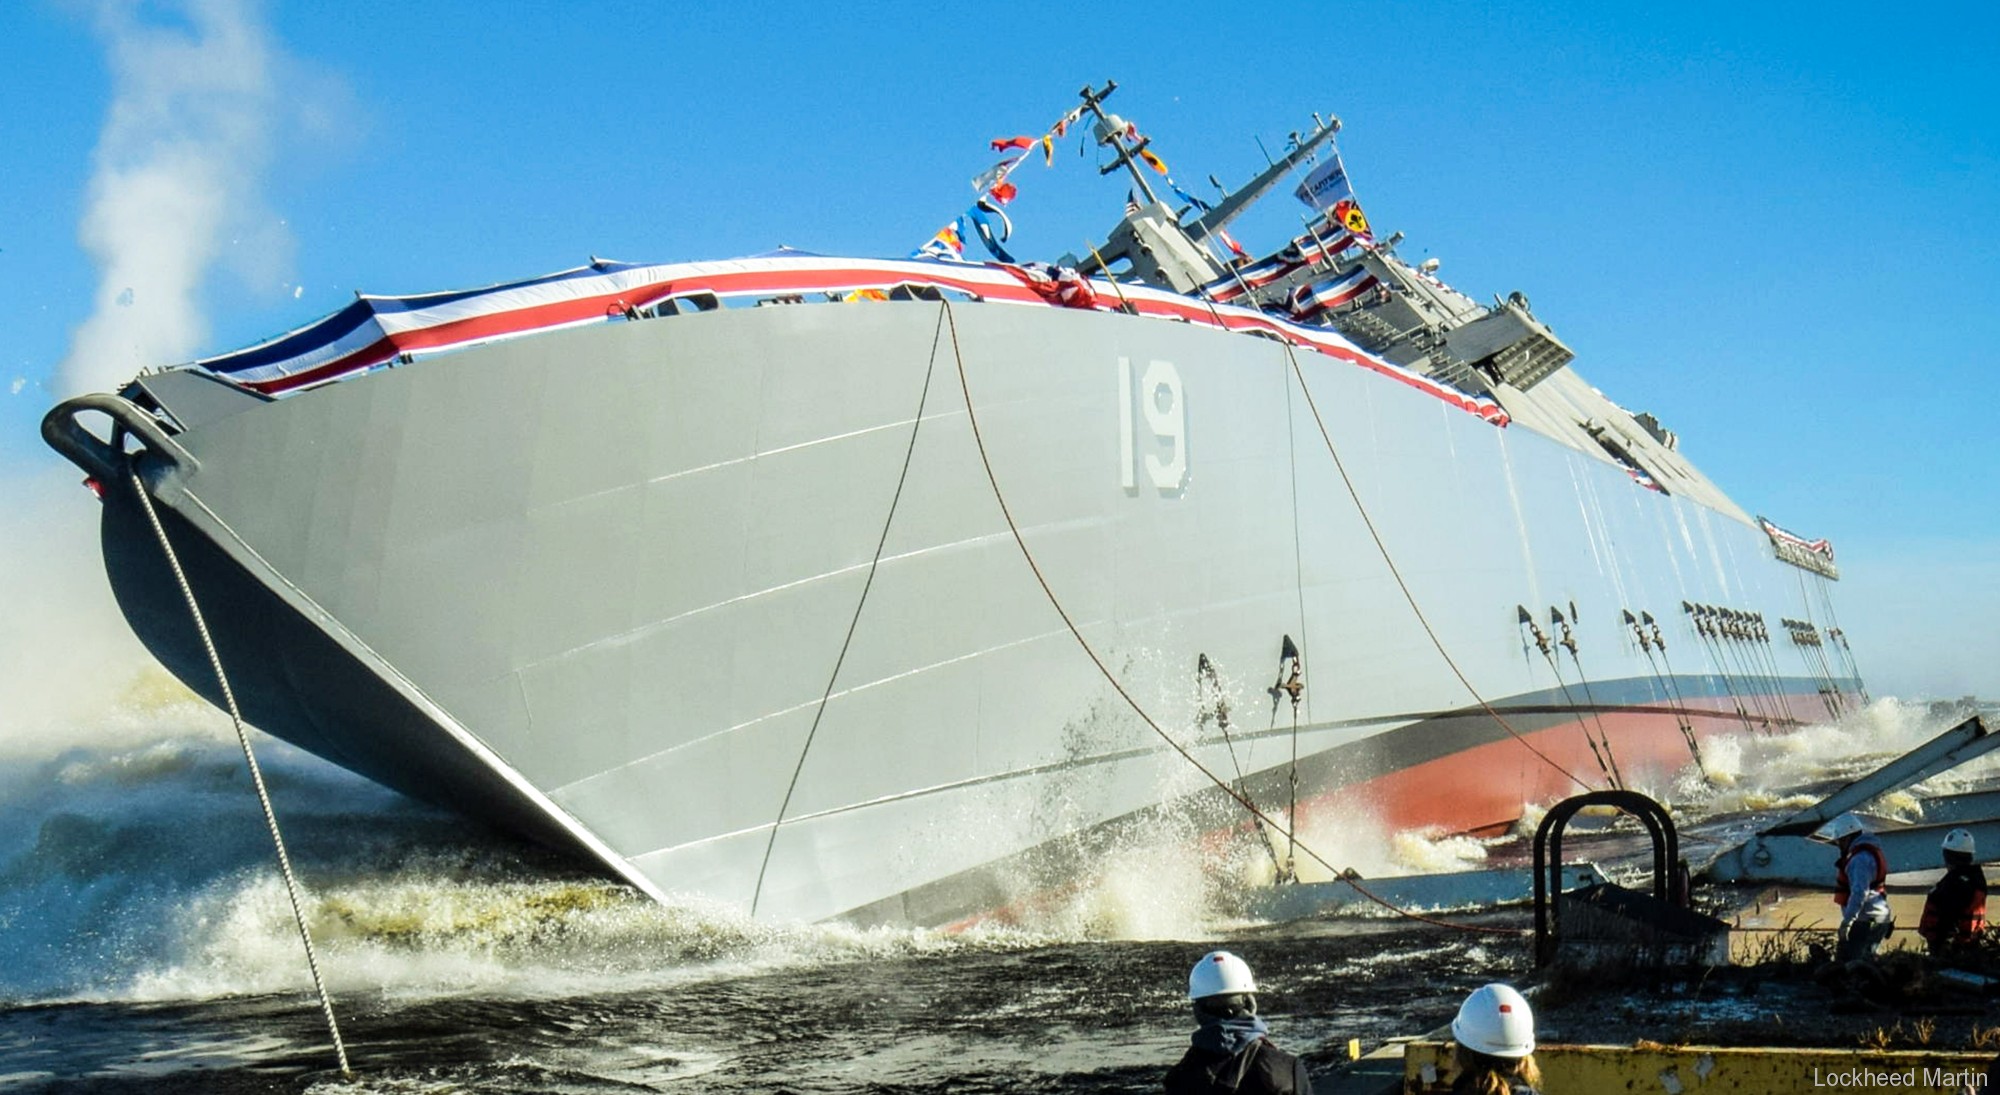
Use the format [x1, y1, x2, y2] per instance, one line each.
[1674, 697, 1979, 821]
[0, 716, 1058, 1006]
[1287, 808, 1492, 884]
[112, 866, 1004, 1005]
[0, 470, 185, 757]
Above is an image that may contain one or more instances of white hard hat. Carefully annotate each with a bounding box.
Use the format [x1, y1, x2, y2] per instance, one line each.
[1810, 813, 1867, 844]
[1944, 829, 1977, 856]
[1188, 950, 1258, 1000]
[1452, 983, 1535, 1059]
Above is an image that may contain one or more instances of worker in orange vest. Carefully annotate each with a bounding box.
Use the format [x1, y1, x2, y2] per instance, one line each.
[1917, 828, 1987, 960]
[1813, 813, 1893, 961]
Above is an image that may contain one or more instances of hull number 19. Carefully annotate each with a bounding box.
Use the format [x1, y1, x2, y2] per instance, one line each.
[1118, 356, 1187, 492]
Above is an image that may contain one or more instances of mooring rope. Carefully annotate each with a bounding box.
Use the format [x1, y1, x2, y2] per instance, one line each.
[1558, 643, 1627, 791]
[1632, 625, 1707, 779]
[1533, 643, 1619, 790]
[1729, 621, 1790, 727]
[1811, 572, 1867, 702]
[1792, 572, 1849, 719]
[129, 469, 351, 1078]
[1277, 342, 1594, 793]
[751, 305, 945, 917]
[1690, 616, 1762, 735]
[1755, 619, 1809, 725]
[1229, 713, 1287, 875]
[941, 302, 1524, 936]
[1201, 657, 1286, 876]
[1286, 699, 1301, 882]
[1548, 611, 1618, 763]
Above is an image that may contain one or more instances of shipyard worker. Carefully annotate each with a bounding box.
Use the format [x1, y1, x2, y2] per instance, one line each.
[1164, 951, 1315, 1095]
[1445, 984, 1542, 1095]
[1812, 813, 1894, 961]
[1918, 828, 1987, 959]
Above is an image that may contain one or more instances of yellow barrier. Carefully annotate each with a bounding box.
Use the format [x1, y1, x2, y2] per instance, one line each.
[1402, 1040, 1995, 1093]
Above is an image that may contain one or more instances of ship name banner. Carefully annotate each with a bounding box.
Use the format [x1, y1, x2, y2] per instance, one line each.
[1758, 516, 1839, 580]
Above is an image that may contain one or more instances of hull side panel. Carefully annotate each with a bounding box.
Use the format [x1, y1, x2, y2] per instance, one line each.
[103, 300, 1862, 925]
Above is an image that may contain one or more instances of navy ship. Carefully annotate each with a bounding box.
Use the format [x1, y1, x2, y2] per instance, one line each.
[44, 83, 1861, 927]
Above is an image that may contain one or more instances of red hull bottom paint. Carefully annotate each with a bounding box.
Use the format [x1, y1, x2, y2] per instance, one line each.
[1323, 692, 1853, 838]
[940, 691, 1856, 932]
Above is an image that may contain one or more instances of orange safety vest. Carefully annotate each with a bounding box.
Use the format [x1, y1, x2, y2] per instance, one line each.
[1833, 838, 1889, 907]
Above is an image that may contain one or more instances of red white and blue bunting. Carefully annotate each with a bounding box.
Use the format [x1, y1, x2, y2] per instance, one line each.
[1201, 225, 1359, 304]
[1288, 267, 1380, 319]
[177, 253, 1509, 427]
[1758, 517, 1835, 561]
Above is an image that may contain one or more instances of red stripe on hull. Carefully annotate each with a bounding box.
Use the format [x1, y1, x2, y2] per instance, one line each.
[921, 688, 1860, 930]
[1313, 690, 1854, 836]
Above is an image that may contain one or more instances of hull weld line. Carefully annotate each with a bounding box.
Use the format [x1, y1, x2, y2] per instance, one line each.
[163, 479, 677, 907]
[753, 305, 945, 916]
[1284, 339, 1593, 792]
[943, 300, 1522, 937]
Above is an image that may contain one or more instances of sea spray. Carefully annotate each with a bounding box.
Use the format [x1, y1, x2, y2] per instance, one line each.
[4, 593, 1953, 1007]
[0, 471, 168, 757]
[1287, 809, 1491, 885]
[1676, 697, 1973, 823]
[0, 695, 1212, 1004]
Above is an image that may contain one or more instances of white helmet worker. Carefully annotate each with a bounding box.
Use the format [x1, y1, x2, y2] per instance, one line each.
[1187, 950, 1258, 1000]
[1452, 983, 1535, 1059]
[1944, 829, 1977, 856]
[1810, 813, 1868, 844]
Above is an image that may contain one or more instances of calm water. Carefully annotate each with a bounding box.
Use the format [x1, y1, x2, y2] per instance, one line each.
[0, 693, 1959, 1092]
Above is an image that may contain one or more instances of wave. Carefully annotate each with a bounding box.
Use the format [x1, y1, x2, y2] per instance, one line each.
[2, 498, 1963, 1007]
[0, 708, 1075, 1005]
[1675, 696, 1983, 821]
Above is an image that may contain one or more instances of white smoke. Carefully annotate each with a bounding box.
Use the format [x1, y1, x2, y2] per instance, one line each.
[14, 0, 331, 736]
[55, 0, 291, 397]
[0, 469, 177, 754]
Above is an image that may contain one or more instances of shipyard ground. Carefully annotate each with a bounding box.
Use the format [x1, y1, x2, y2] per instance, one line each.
[1321, 880, 2000, 1093]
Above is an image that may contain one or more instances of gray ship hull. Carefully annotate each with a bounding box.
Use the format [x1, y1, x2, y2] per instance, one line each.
[73, 292, 1857, 926]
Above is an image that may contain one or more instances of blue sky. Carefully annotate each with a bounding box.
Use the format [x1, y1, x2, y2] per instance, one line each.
[3, 1, 1995, 699]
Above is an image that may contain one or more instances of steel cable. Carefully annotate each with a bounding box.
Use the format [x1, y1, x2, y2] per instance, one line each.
[130, 468, 351, 1078]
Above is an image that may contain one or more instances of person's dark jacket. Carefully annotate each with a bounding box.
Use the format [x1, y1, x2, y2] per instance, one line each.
[1164, 1037, 1312, 1094]
[1448, 1075, 1537, 1095]
[1919, 861, 1989, 953]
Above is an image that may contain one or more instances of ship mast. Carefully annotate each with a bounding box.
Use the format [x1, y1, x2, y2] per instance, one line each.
[1184, 116, 1339, 247]
[1076, 81, 1161, 207]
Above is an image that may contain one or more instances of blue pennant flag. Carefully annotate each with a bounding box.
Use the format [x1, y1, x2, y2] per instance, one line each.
[964, 200, 1015, 264]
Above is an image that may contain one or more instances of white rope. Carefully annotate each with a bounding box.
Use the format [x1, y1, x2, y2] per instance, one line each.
[129, 469, 352, 1078]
